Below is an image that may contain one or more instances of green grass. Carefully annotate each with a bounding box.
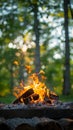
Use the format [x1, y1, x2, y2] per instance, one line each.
[54, 86, 73, 102]
[59, 94, 73, 102]
[0, 94, 15, 104]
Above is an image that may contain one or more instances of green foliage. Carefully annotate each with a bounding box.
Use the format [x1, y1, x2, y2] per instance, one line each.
[0, 0, 73, 98]
[59, 89, 73, 102]
[0, 94, 15, 104]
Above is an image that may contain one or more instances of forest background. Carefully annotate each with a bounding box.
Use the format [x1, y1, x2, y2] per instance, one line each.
[0, 0, 73, 103]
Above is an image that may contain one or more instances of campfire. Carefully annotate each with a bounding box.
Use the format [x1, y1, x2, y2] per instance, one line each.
[0, 66, 73, 130]
[13, 65, 58, 105]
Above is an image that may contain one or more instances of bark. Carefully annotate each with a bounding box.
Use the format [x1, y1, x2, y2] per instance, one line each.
[19, 52, 25, 82]
[0, 104, 73, 119]
[63, 0, 70, 95]
[33, 3, 41, 73]
[10, 64, 14, 92]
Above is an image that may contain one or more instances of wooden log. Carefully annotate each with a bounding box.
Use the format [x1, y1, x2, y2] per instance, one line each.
[13, 88, 34, 104]
[49, 91, 59, 100]
[59, 118, 73, 130]
[32, 94, 39, 100]
[23, 94, 39, 104]
[0, 106, 73, 119]
[44, 96, 51, 104]
[23, 96, 32, 104]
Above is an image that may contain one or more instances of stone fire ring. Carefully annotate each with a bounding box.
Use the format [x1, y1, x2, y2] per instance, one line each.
[0, 102, 73, 119]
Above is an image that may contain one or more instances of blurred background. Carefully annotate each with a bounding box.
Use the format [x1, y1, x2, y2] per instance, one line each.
[0, 0, 73, 103]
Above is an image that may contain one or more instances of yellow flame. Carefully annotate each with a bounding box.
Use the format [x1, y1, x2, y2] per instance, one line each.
[13, 65, 57, 104]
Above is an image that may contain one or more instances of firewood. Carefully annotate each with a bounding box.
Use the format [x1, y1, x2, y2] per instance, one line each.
[49, 91, 59, 100]
[23, 96, 32, 104]
[13, 88, 34, 104]
[32, 94, 39, 100]
[23, 94, 39, 104]
[44, 96, 51, 104]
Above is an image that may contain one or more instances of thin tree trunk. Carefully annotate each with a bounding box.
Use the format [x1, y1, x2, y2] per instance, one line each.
[19, 52, 24, 82]
[10, 65, 14, 92]
[63, 0, 70, 95]
[33, 3, 41, 73]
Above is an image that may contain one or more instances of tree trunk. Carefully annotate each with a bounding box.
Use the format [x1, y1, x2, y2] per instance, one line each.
[63, 0, 70, 95]
[33, 3, 41, 73]
[10, 64, 14, 92]
[19, 52, 25, 82]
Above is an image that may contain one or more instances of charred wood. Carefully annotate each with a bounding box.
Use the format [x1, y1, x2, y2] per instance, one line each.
[32, 94, 39, 101]
[13, 88, 34, 104]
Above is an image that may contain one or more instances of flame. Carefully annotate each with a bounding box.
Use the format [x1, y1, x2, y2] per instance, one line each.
[13, 66, 58, 104]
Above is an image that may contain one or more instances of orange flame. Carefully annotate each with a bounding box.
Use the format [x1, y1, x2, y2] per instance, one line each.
[13, 66, 58, 104]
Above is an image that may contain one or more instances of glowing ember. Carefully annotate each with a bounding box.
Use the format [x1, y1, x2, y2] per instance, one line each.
[13, 66, 58, 104]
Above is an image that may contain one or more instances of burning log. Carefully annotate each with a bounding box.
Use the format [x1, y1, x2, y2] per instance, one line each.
[13, 88, 34, 104]
[44, 96, 52, 104]
[23, 96, 32, 104]
[13, 68, 59, 105]
[23, 93, 39, 104]
[32, 94, 39, 101]
[13, 89, 59, 105]
[49, 91, 59, 100]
